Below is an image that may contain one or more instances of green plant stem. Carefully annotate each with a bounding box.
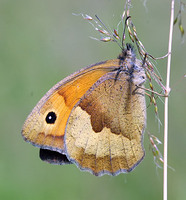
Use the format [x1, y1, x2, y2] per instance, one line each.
[164, 1, 174, 200]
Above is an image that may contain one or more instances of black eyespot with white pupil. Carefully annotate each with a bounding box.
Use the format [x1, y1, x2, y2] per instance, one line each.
[45, 111, 57, 124]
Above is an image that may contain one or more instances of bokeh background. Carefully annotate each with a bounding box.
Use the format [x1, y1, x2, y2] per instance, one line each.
[0, 0, 186, 199]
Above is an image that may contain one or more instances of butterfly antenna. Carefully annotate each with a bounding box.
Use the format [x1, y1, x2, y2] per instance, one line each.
[122, 16, 131, 49]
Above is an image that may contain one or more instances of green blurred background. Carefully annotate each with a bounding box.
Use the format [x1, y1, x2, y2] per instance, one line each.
[0, 0, 186, 199]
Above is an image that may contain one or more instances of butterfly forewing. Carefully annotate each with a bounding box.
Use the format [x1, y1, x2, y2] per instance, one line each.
[22, 60, 120, 153]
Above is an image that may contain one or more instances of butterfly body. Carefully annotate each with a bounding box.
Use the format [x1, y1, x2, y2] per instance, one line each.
[22, 44, 146, 176]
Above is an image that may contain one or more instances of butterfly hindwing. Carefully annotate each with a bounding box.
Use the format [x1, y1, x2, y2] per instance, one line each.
[65, 62, 146, 176]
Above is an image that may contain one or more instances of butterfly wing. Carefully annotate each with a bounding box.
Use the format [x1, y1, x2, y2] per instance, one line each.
[65, 64, 146, 176]
[22, 56, 146, 174]
[22, 60, 119, 162]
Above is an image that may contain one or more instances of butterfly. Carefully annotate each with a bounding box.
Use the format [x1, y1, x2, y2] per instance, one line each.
[22, 42, 147, 176]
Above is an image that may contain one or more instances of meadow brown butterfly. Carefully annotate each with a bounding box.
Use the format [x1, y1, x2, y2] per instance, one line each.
[22, 13, 147, 176]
